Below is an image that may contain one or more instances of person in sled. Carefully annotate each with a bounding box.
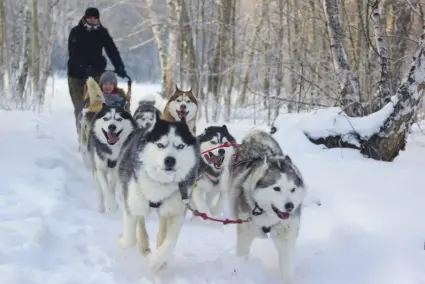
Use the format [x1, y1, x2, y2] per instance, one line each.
[98, 71, 131, 111]
[67, 7, 128, 132]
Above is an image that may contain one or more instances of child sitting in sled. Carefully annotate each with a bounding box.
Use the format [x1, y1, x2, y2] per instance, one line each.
[83, 70, 131, 113]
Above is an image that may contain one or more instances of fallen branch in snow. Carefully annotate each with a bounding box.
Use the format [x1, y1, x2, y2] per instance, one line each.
[303, 38, 425, 161]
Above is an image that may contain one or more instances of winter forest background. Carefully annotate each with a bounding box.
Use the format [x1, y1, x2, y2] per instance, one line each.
[1, 0, 425, 161]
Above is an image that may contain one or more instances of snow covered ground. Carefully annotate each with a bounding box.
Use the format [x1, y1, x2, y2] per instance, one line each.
[0, 78, 424, 284]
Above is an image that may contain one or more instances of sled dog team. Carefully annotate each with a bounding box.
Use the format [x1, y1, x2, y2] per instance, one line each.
[79, 76, 307, 284]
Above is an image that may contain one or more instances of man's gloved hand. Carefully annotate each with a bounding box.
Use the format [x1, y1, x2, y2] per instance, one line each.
[115, 67, 127, 78]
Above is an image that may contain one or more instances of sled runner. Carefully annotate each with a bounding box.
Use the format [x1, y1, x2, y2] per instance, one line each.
[82, 71, 133, 112]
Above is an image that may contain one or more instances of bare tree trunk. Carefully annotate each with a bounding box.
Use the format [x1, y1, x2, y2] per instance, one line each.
[224, 0, 236, 122]
[31, 0, 40, 107]
[238, 1, 267, 106]
[388, 0, 414, 95]
[37, 0, 60, 111]
[208, 0, 232, 122]
[164, 0, 181, 98]
[323, 0, 362, 116]
[273, 0, 284, 120]
[371, 0, 391, 109]
[15, 3, 31, 106]
[180, 0, 198, 96]
[0, 0, 5, 96]
[146, 0, 168, 98]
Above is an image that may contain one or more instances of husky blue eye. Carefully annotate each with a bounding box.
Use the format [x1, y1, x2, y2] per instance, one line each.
[290, 188, 296, 193]
[273, 186, 281, 192]
[157, 143, 165, 148]
[176, 144, 185, 150]
[116, 118, 122, 122]
[211, 141, 217, 145]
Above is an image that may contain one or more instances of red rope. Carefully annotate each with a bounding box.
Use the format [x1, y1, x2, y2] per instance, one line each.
[200, 141, 239, 155]
[187, 204, 251, 225]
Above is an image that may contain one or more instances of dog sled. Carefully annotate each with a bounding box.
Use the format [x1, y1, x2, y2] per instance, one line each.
[82, 71, 133, 112]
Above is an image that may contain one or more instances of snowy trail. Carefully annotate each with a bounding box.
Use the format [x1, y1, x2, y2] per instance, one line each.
[0, 79, 424, 284]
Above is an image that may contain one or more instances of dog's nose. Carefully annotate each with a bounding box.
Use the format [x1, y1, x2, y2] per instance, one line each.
[108, 124, 117, 132]
[180, 104, 186, 110]
[218, 148, 225, 156]
[145, 123, 151, 128]
[284, 202, 294, 212]
[164, 156, 176, 169]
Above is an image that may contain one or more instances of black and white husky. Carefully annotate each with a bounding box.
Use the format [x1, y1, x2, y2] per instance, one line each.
[87, 104, 137, 213]
[133, 95, 162, 130]
[190, 125, 237, 217]
[116, 114, 200, 271]
[221, 129, 306, 284]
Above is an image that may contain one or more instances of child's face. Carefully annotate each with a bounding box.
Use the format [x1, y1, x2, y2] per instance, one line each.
[102, 82, 115, 93]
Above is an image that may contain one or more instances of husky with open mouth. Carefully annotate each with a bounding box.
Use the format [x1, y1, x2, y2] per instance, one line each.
[190, 125, 237, 217]
[220, 129, 306, 284]
[87, 104, 137, 213]
[116, 114, 200, 271]
[161, 85, 198, 135]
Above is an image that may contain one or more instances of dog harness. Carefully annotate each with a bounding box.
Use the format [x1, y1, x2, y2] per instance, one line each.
[149, 201, 162, 208]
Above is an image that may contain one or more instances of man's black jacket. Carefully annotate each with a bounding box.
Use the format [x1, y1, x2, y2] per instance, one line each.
[67, 18, 125, 79]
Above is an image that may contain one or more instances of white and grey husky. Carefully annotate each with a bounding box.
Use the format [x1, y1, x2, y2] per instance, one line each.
[190, 125, 237, 217]
[221, 129, 306, 284]
[116, 114, 200, 271]
[133, 95, 162, 130]
[87, 104, 137, 213]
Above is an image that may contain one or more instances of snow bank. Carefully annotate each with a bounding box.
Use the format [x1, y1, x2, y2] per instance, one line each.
[273, 103, 395, 147]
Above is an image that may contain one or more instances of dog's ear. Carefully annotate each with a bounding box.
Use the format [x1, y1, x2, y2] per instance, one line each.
[175, 84, 180, 92]
[187, 86, 192, 93]
[222, 124, 227, 130]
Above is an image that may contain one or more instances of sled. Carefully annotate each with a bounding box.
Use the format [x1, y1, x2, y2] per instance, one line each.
[82, 71, 133, 112]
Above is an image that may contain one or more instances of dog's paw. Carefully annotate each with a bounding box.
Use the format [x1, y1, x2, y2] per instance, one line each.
[118, 234, 136, 249]
[138, 245, 151, 257]
[147, 253, 167, 272]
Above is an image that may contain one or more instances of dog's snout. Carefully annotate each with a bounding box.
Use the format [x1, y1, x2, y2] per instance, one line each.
[180, 104, 187, 110]
[218, 148, 225, 156]
[164, 156, 176, 168]
[284, 202, 294, 212]
[145, 123, 151, 128]
[108, 124, 117, 132]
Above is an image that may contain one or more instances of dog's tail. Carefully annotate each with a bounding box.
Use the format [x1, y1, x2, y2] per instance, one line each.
[86, 77, 105, 112]
[137, 93, 157, 106]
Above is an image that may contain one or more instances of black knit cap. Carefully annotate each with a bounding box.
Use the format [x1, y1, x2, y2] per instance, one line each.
[84, 7, 99, 19]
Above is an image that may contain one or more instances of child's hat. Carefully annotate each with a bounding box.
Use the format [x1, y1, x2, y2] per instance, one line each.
[99, 71, 117, 86]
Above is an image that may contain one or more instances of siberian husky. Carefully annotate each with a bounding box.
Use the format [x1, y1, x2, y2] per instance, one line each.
[156, 84, 199, 252]
[221, 129, 306, 284]
[161, 85, 198, 135]
[87, 104, 137, 213]
[190, 125, 237, 217]
[133, 95, 162, 130]
[116, 115, 200, 271]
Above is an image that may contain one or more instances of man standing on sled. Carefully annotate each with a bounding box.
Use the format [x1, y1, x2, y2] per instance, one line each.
[67, 7, 128, 132]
